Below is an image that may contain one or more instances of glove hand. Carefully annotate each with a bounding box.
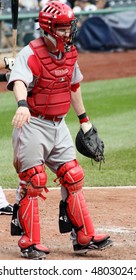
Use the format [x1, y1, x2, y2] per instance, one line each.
[76, 125, 104, 162]
[4, 57, 15, 71]
[80, 120, 92, 134]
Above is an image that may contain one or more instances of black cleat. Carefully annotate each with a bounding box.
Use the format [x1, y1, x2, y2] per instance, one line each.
[73, 236, 113, 254]
[0, 204, 13, 215]
[21, 244, 50, 260]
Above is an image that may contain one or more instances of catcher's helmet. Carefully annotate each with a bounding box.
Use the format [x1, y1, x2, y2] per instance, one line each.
[39, 1, 77, 52]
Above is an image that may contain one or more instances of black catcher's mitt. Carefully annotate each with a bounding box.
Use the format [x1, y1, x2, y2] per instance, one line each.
[75, 125, 104, 162]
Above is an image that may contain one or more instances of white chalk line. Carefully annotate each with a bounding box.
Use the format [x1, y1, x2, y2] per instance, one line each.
[97, 226, 136, 234]
[2, 186, 136, 191]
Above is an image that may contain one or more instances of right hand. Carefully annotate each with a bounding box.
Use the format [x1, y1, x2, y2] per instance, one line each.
[12, 107, 31, 128]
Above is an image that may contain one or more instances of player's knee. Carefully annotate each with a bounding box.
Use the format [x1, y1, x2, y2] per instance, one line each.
[19, 164, 48, 197]
[57, 160, 84, 192]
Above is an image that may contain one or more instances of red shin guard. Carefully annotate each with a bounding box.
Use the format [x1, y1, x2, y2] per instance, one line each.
[67, 190, 95, 245]
[18, 195, 40, 249]
[17, 165, 49, 253]
[57, 160, 95, 246]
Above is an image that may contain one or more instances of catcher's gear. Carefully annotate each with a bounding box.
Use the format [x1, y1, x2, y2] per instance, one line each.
[75, 125, 104, 162]
[57, 160, 95, 246]
[38, 1, 77, 52]
[28, 39, 77, 117]
[18, 195, 41, 249]
[17, 164, 49, 253]
[18, 193, 49, 254]
[11, 203, 22, 236]
[19, 164, 48, 199]
[59, 200, 73, 233]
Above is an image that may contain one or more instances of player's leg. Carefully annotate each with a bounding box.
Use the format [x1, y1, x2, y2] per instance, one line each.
[17, 164, 50, 259]
[12, 123, 52, 259]
[46, 120, 112, 253]
[57, 159, 112, 253]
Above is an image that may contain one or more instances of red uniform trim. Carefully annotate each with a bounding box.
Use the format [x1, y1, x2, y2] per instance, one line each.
[71, 82, 80, 92]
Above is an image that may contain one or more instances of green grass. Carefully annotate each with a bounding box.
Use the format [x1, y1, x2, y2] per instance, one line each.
[0, 77, 136, 188]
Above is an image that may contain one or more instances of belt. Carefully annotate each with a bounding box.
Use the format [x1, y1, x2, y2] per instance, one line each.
[30, 111, 63, 122]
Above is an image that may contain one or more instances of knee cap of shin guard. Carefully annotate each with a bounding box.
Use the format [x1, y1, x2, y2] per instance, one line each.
[19, 165, 48, 197]
[57, 160, 84, 191]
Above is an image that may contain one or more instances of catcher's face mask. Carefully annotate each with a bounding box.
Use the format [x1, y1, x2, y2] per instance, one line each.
[38, 1, 77, 52]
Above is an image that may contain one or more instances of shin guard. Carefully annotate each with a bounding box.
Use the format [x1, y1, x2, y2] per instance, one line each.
[57, 160, 95, 246]
[18, 195, 40, 249]
[66, 190, 95, 246]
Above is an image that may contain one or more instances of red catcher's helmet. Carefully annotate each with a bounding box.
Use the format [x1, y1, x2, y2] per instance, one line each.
[39, 1, 77, 52]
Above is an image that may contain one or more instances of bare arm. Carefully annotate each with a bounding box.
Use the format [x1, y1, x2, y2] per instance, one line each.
[71, 86, 86, 116]
[71, 86, 92, 133]
[13, 80, 28, 101]
[12, 80, 31, 128]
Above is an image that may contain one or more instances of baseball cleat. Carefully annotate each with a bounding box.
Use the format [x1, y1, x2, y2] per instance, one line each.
[21, 244, 50, 260]
[73, 235, 113, 254]
[0, 204, 13, 215]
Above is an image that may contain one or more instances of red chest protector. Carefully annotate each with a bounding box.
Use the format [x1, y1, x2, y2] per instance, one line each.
[27, 38, 77, 117]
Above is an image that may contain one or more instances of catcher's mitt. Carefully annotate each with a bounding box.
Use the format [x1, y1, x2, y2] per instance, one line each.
[75, 125, 104, 162]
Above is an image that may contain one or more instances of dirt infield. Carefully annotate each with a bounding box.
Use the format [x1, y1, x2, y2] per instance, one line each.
[0, 187, 136, 260]
[77, 49, 136, 82]
[0, 50, 136, 260]
[0, 50, 136, 93]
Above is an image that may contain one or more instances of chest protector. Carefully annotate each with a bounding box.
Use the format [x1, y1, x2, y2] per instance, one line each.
[27, 38, 77, 117]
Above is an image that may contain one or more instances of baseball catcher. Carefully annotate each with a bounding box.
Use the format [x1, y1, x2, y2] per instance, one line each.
[7, 1, 112, 260]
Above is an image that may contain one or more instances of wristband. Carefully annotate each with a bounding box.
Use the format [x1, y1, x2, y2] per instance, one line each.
[17, 99, 28, 108]
[78, 113, 89, 124]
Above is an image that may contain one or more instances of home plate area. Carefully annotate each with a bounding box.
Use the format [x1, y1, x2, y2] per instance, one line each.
[0, 187, 135, 260]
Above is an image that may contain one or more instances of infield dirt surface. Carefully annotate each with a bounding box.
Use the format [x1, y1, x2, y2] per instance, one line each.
[0, 50, 136, 260]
